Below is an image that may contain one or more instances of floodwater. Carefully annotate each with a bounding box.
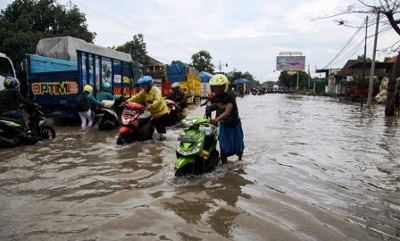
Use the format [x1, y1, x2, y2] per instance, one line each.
[1, 94, 399, 241]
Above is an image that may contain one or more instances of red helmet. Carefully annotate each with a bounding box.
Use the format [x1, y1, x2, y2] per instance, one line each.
[207, 92, 214, 99]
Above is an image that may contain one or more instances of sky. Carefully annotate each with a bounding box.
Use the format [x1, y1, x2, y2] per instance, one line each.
[0, 0, 398, 83]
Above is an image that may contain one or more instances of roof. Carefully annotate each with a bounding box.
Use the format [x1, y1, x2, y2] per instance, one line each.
[348, 62, 394, 69]
[36, 36, 132, 62]
[147, 55, 164, 66]
[336, 60, 357, 77]
[335, 59, 392, 79]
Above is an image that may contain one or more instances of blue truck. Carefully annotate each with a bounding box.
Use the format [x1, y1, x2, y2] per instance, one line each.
[26, 49, 142, 119]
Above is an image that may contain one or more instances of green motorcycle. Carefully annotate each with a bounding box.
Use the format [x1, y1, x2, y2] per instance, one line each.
[175, 116, 219, 177]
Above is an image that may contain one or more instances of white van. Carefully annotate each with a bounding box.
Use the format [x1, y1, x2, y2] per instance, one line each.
[0, 53, 16, 91]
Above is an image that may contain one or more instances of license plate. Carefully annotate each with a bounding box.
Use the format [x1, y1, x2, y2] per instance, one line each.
[123, 109, 136, 115]
[177, 134, 199, 142]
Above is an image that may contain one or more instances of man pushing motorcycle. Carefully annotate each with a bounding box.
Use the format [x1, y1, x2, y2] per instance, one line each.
[125, 76, 169, 141]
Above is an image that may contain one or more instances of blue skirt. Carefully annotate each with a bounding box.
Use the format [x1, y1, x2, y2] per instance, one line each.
[219, 122, 245, 157]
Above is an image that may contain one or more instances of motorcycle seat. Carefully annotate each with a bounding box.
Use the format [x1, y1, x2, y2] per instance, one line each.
[138, 111, 151, 125]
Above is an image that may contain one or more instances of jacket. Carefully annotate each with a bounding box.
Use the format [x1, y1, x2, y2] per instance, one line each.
[127, 86, 168, 119]
[0, 88, 35, 113]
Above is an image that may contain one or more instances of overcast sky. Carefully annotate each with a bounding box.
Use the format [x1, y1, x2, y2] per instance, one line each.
[1, 0, 398, 82]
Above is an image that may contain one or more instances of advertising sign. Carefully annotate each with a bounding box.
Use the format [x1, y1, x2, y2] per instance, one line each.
[276, 56, 305, 71]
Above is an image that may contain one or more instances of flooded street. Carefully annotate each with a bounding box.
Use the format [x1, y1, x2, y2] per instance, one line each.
[1, 94, 399, 241]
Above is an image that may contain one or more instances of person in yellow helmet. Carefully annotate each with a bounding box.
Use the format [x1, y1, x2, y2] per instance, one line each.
[208, 74, 244, 164]
[77, 84, 103, 131]
[126, 76, 169, 140]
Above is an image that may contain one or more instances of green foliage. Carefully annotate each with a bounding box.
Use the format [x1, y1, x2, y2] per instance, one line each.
[278, 70, 310, 89]
[263, 81, 276, 87]
[171, 60, 186, 65]
[115, 33, 148, 65]
[191, 50, 215, 73]
[278, 71, 291, 87]
[357, 55, 372, 62]
[0, 0, 96, 67]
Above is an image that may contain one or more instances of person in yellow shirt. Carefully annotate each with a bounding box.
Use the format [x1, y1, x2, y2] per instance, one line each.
[126, 76, 169, 140]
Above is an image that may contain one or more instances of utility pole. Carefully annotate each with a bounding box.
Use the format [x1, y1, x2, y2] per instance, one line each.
[307, 64, 310, 95]
[367, 12, 380, 107]
[217, 61, 228, 72]
[361, 16, 368, 108]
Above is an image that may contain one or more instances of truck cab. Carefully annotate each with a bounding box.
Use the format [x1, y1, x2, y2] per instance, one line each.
[0, 53, 17, 91]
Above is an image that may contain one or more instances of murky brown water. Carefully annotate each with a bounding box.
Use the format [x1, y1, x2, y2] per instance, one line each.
[1, 94, 399, 241]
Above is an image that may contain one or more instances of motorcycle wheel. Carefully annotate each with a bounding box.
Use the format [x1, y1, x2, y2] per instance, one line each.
[41, 126, 56, 139]
[117, 133, 133, 145]
[175, 163, 194, 177]
[98, 120, 111, 131]
[205, 150, 219, 173]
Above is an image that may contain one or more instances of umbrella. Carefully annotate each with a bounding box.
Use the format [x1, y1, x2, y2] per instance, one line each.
[233, 78, 249, 84]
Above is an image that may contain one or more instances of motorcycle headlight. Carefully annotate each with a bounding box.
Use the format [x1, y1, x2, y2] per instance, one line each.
[176, 142, 202, 156]
[121, 117, 132, 125]
[181, 118, 197, 128]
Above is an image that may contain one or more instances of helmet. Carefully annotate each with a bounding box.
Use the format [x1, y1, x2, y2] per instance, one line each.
[138, 76, 154, 87]
[209, 74, 229, 92]
[102, 82, 112, 92]
[171, 82, 180, 90]
[4, 77, 20, 89]
[83, 84, 93, 94]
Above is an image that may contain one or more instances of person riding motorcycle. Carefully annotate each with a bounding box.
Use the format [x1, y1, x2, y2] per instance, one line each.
[98, 82, 125, 102]
[169, 82, 187, 110]
[126, 76, 169, 140]
[0, 77, 37, 132]
[199, 92, 215, 119]
[97, 82, 125, 110]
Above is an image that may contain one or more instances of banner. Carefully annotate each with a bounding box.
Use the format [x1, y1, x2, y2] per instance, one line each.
[276, 56, 305, 71]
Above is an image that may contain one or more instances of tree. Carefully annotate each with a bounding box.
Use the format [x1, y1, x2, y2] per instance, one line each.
[0, 0, 95, 95]
[315, 0, 400, 116]
[278, 71, 291, 87]
[278, 70, 310, 89]
[241, 71, 259, 87]
[0, 0, 96, 69]
[384, 56, 396, 61]
[191, 50, 215, 73]
[115, 34, 148, 65]
[171, 60, 186, 65]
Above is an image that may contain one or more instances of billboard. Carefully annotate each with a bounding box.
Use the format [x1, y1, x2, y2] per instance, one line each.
[276, 56, 305, 71]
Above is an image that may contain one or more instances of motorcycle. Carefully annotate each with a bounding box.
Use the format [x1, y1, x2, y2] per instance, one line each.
[164, 98, 184, 126]
[116, 102, 154, 145]
[94, 96, 127, 131]
[0, 105, 56, 148]
[174, 116, 219, 177]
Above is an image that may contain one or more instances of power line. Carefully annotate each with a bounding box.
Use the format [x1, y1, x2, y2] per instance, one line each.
[321, 21, 364, 69]
[65, 0, 196, 62]
[321, 13, 393, 69]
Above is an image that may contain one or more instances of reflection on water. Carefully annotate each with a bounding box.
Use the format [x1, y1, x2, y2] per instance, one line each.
[0, 94, 399, 241]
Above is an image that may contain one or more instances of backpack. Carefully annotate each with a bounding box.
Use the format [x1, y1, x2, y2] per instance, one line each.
[75, 93, 90, 112]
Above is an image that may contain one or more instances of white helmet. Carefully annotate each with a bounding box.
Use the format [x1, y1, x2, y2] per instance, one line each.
[171, 82, 180, 90]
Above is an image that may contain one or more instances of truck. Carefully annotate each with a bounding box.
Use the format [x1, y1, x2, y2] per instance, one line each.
[0, 53, 17, 91]
[165, 63, 201, 104]
[26, 36, 141, 119]
[199, 71, 213, 98]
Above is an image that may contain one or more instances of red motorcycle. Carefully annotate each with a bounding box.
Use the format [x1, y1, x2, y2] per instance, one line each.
[116, 102, 154, 145]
